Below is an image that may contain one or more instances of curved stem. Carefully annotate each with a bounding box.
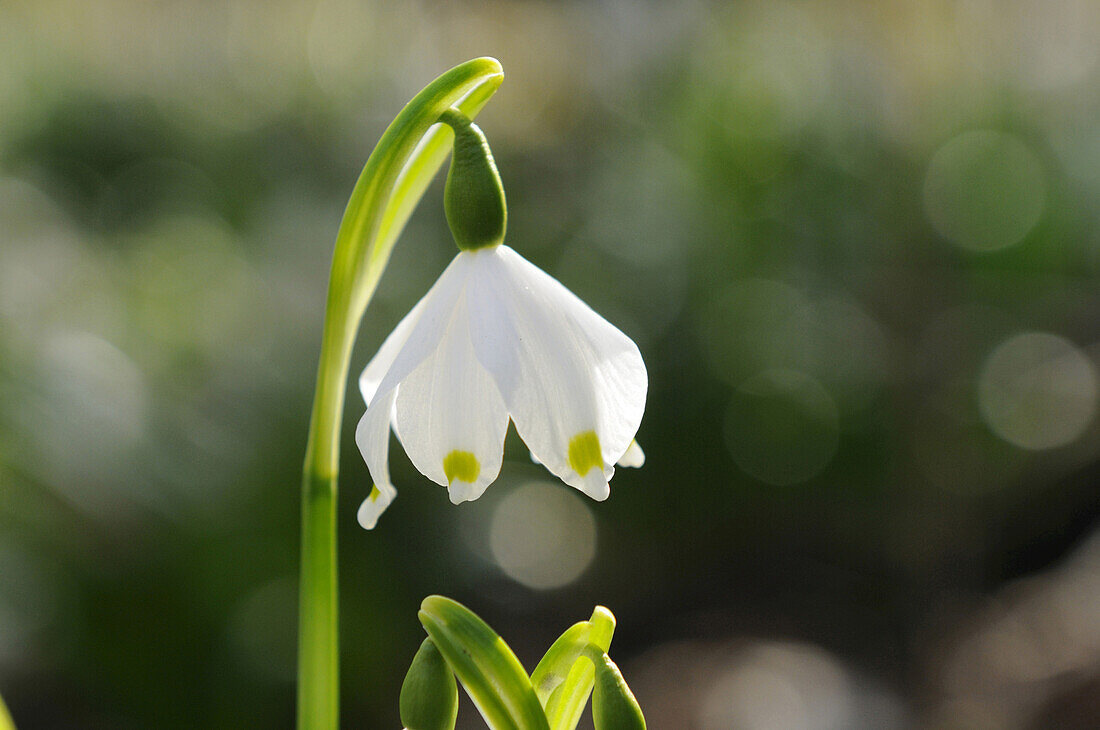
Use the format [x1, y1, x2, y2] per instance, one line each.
[296, 59, 503, 730]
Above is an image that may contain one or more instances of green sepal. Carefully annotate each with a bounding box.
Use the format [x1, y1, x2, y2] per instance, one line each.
[439, 108, 507, 251]
[531, 607, 616, 730]
[591, 653, 646, 730]
[418, 596, 550, 730]
[400, 639, 458, 730]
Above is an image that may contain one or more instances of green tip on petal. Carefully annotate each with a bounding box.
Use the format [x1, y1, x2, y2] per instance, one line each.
[400, 639, 459, 730]
[568, 431, 603, 476]
[443, 450, 480, 484]
[439, 108, 507, 251]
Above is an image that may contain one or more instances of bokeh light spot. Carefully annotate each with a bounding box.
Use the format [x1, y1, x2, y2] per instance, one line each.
[978, 332, 1097, 450]
[488, 482, 596, 590]
[725, 370, 840, 486]
[0, 178, 83, 328]
[699, 642, 855, 730]
[924, 130, 1046, 252]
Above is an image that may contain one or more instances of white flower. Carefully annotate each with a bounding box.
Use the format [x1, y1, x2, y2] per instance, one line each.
[354, 245, 647, 529]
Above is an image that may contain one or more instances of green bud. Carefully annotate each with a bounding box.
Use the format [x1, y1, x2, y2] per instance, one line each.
[439, 108, 507, 251]
[592, 653, 646, 730]
[400, 639, 458, 730]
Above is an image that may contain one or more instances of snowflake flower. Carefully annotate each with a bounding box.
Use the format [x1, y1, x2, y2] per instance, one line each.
[355, 245, 647, 528]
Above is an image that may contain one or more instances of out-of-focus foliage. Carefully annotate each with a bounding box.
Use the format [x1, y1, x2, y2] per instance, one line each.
[2, 1, 1099, 728]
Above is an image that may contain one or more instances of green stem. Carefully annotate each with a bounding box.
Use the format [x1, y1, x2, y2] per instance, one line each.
[297, 473, 339, 729]
[296, 58, 503, 730]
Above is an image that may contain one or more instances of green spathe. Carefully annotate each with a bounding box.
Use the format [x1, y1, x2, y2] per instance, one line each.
[440, 108, 507, 251]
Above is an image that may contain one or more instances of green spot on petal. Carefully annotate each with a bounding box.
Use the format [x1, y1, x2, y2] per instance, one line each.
[443, 450, 480, 484]
[568, 431, 603, 476]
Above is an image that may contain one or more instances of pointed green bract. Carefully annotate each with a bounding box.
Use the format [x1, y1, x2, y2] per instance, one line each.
[591, 653, 646, 730]
[532, 607, 616, 730]
[400, 639, 458, 730]
[418, 596, 550, 730]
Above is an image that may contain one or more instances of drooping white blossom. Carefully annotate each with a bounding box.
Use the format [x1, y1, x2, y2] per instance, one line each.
[355, 245, 647, 529]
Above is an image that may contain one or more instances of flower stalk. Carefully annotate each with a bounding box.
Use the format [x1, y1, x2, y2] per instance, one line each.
[297, 58, 504, 730]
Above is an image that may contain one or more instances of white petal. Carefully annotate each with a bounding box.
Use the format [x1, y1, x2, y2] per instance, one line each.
[365, 252, 474, 409]
[353, 252, 488, 529]
[394, 290, 509, 504]
[467, 246, 647, 499]
[359, 295, 429, 405]
[354, 388, 399, 529]
[617, 440, 645, 468]
[357, 483, 396, 530]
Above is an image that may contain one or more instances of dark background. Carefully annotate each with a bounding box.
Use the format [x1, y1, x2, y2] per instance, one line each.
[2, 1, 1099, 728]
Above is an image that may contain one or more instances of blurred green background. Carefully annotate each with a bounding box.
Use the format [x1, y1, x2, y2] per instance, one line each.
[2, 1, 1100, 728]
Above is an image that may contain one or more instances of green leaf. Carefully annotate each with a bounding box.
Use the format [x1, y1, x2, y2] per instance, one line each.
[591, 654, 646, 730]
[531, 621, 590, 703]
[0, 690, 13, 730]
[400, 639, 458, 730]
[531, 607, 615, 730]
[418, 596, 550, 730]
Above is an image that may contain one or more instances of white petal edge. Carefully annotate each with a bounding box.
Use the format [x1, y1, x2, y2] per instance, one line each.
[617, 440, 645, 468]
[355, 388, 399, 529]
[357, 483, 396, 530]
